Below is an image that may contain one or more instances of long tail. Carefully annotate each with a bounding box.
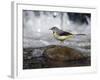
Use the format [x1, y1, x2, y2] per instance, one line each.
[74, 34, 86, 35]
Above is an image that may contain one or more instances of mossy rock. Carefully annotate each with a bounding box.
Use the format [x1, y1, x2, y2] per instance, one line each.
[43, 45, 84, 61]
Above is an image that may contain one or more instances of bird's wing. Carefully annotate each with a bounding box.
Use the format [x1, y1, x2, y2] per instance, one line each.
[58, 30, 72, 36]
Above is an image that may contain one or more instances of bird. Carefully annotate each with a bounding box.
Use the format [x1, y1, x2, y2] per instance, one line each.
[49, 26, 85, 43]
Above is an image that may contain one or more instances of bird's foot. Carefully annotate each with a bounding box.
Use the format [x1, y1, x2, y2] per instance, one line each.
[59, 41, 64, 46]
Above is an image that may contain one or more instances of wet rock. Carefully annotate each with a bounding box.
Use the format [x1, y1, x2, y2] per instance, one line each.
[23, 45, 90, 69]
[43, 45, 84, 61]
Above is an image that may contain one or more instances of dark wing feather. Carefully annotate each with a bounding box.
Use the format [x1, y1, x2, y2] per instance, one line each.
[58, 30, 72, 36]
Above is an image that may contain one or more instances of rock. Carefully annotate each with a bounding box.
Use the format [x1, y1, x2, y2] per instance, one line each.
[23, 46, 90, 69]
[43, 45, 84, 61]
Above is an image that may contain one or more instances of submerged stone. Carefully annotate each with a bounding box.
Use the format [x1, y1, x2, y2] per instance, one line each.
[43, 45, 84, 61]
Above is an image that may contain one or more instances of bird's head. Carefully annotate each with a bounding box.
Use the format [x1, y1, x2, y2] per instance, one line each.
[49, 26, 59, 32]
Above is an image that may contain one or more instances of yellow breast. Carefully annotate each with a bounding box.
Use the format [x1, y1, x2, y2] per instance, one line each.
[53, 32, 73, 41]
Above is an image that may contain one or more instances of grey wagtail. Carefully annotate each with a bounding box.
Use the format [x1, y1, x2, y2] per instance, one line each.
[50, 26, 85, 43]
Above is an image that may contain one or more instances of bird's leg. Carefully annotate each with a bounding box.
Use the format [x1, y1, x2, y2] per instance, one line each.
[59, 41, 64, 46]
